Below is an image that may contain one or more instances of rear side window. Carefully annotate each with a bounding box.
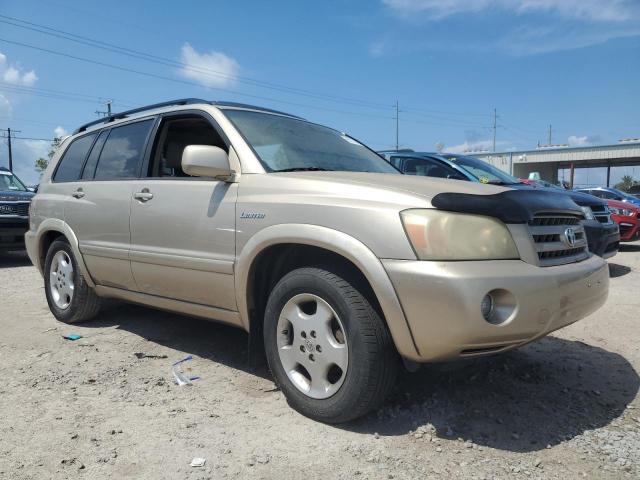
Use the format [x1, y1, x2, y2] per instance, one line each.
[53, 133, 97, 182]
[81, 130, 109, 179]
[94, 120, 154, 180]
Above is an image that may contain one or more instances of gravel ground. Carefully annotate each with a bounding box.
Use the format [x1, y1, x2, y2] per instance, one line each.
[1, 247, 639, 479]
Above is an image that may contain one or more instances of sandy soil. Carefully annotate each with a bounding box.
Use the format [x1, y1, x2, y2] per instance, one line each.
[1, 247, 639, 479]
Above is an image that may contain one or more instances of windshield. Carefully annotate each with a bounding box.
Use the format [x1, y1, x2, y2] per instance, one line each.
[440, 154, 519, 185]
[0, 172, 27, 192]
[224, 109, 398, 174]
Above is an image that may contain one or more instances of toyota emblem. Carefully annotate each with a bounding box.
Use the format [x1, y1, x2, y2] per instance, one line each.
[562, 227, 577, 247]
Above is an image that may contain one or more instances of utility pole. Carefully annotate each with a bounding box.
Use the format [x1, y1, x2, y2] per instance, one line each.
[95, 100, 113, 118]
[492, 108, 498, 152]
[1, 128, 21, 172]
[394, 100, 399, 151]
[548, 124, 552, 145]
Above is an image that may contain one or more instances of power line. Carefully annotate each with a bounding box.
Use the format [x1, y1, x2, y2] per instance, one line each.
[0, 82, 138, 108]
[0, 36, 487, 133]
[0, 14, 392, 111]
[0, 14, 499, 122]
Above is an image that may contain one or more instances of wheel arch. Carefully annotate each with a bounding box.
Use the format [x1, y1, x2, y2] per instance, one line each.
[32, 219, 95, 287]
[235, 224, 420, 360]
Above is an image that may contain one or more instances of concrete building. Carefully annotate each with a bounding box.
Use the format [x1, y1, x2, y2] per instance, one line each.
[473, 141, 640, 188]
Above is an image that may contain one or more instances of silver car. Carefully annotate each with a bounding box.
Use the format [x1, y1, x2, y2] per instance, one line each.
[26, 99, 609, 423]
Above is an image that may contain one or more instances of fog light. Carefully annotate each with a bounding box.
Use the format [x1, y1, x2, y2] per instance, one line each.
[481, 294, 494, 320]
[481, 289, 517, 325]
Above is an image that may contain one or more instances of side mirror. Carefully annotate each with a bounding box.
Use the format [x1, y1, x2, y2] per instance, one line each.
[181, 145, 235, 180]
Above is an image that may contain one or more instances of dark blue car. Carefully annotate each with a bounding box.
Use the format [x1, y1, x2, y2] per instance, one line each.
[0, 167, 35, 251]
[378, 151, 620, 259]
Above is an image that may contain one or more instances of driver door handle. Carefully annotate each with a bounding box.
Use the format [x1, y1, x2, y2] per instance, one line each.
[133, 189, 154, 202]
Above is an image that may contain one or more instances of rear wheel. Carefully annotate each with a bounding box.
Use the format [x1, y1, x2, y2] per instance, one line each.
[264, 266, 398, 423]
[44, 239, 102, 323]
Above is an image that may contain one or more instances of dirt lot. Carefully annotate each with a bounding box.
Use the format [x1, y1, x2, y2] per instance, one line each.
[1, 248, 639, 480]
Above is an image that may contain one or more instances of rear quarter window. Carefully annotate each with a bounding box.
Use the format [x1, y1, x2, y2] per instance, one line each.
[94, 119, 154, 180]
[53, 133, 97, 182]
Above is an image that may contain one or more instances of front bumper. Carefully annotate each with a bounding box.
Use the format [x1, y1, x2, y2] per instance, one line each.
[584, 220, 619, 259]
[613, 216, 640, 242]
[0, 216, 29, 250]
[383, 254, 609, 362]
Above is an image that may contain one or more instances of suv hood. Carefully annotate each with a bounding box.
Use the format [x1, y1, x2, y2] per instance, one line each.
[0, 190, 35, 201]
[270, 171, 507, 202]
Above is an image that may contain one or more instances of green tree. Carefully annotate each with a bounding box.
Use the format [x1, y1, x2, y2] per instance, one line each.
[614, 175, 639, 192]
[34, 136, 63, 174]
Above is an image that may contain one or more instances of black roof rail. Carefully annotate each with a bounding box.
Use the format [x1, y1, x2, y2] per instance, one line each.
[73, 98, 209, 134]
[72, 98, 304, 135]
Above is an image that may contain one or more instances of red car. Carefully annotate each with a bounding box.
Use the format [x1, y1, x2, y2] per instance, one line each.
[608, 199, 640, 242]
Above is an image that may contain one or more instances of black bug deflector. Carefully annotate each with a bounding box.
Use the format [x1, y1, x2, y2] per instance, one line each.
[431, 189, 582, 224]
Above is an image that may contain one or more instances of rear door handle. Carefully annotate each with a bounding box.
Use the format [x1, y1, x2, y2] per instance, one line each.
[133, 189, 154, 202]
[72, 188, 85, 199]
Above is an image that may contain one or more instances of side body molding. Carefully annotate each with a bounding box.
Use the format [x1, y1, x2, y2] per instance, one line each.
[30, 219, 96, 288]
[234, 224, 421, 360]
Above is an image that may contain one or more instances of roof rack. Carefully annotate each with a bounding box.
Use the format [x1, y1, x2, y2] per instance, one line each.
[73, 98, 208, 134]
[73, 98, 303, 135]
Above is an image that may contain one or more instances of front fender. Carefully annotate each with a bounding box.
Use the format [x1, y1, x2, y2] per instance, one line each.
[234, 224, 421, 360]
[28, 219, 96, 288]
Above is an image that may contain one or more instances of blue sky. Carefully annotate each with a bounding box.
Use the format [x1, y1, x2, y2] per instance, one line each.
[0, 0, 639, 184]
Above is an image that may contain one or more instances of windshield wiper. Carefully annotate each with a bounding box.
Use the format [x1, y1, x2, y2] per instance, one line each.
[272, 167, 333, 172]
[486, 180, 514, 185]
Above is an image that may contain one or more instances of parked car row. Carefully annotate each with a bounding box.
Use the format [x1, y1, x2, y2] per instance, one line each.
[378, 151, 621, 258]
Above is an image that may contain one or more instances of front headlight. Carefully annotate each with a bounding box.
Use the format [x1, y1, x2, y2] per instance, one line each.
[400, 209, 520, 260]
[580, 206, 595, 220]
[610, 207, 632, 216]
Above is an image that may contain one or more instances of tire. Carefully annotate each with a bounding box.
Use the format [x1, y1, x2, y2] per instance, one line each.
[44, 239, 102, 323]
[264, 266, 398, 423]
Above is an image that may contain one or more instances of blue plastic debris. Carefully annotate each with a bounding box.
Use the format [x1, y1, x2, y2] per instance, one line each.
[171, 355, 200, 385]
[62, 334, 83, 341]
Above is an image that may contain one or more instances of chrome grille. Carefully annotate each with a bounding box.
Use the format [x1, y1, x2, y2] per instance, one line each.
[529, 214, 589, 266]
[0, 201, 30, 217]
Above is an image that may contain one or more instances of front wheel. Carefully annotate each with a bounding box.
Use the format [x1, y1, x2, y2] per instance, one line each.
[264, 267, 398, 423]
[44, 239, 102, 323]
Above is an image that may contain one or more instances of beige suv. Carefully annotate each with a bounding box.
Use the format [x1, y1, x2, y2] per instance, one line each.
[27, 99, 609, 423]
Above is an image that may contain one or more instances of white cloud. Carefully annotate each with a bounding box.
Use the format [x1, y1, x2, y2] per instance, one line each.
[0, 94, 11, 116]
[369, 40, 388, 58]
[382, 0, 639, 22]
[0, 51, 38, 86]
[567, 135, 591, 147]
[4, 139, 48, 186]
[446, 139, 495, 153]
[1, 126, 66, 185]
[178, 43, 239, 88]
[54, 126, 68, 139]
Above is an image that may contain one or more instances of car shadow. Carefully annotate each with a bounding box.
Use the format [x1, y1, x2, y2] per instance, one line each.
[79, 304, 638, 453]
[609, 262, 631, 278]
[345, 337, 639, 452]
[81, 303, 271, 380]
[0, 250, 32, 268]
